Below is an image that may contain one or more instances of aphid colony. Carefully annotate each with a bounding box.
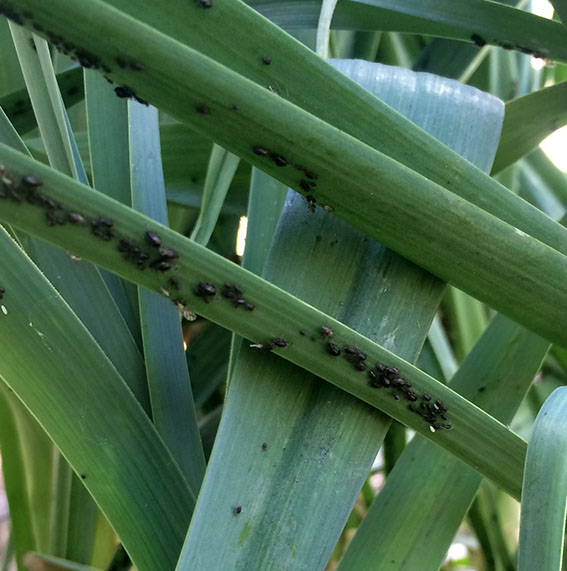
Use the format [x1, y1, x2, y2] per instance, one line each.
[469, 33, 546, 58]
[0, 168, 260, 323]
[252, 146, 319, 212]
[2, 167, 451, 434]
[325, 338, 451, 432]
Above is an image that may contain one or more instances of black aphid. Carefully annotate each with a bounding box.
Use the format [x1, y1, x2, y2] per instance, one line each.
[423, 394, 431, 402]
[145, 231, 162, 247]
[195, 282, 216, 302]
[321, 326, 333, 338]
[355, 361, 366, 372]
[406, 390, 417, 402]
[300, 330, 307, 336]
[306, 195, 317, 212]
[234, 298, 245, 308]
[327, 343, 341, 356]
[169, 277, 180, 290]
[392, 378, 405, 388]
[471, 34, 486, 48]
[443, 423, 452, 430]
[262, 442, 268, 451]
[304, 170, 318, 180]
[253, 146, 269, 157]
[68, 212, 87, 225]
[271, 154, 287, 167]
[118, 237, 137, 252]
[435, 400, 447, 412]
[80, 474, 87, 479]
[272, 337, 290, 348]
[232, 104, 240, 110]
[393, 393, 400, 400]
[134, 95, 149, 106]
[0, 287, 5, 300]
[300, 180, 313, 192]
[91, 217, 114, 241]
[245, 303, 254, 311]
[385, 367, 400, 377]
[158, 246, 179, 259]
[196, 105, 211, 115]
[131, 62, 144, 71]
[261, 56, 271, 65]
[198, 0, 213, 8]
[115, 86, 135, 99]
[368, 371, 381, 389]
[151, 261, 172, 271]
[344, 346, 358, 355]
[235, 506, 242, 514]
[21, 175, 43, 188]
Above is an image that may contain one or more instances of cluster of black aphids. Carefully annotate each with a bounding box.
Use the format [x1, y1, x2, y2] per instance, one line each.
[116, 231, 179, 272]
[221, 283, 254, 311]
[194, 282, 216, 303]
[326, 342, 367, 371]
[368, 363, 451, 431]
[0, 173, 71, 227]
[409, 399, 451, 431]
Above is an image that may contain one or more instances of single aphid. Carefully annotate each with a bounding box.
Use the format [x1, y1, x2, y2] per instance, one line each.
[320, 326, 333, 338]
[245, 303, 254, 311]
[261, 56, 271, 65]
[196, 105, 211, 115]
[252, 146, 269, 157]
[271, 154, 287, 167]
[98, 217, 113, 227]
[115, 86, 135, 99]
[21, 174, 43, 187]
[158, 246, 179, 259]
[272, 337, 290, 348]
[327, 342, 341, 357]
[145, 231, 162, 247]
[235, 506, 242, 514]
[435, 400, 447, 412]
[195, 282, 216, 302]
[471, 34, 486, 48]
[406, 390, 417, 402]
[68, 212, 86, 225]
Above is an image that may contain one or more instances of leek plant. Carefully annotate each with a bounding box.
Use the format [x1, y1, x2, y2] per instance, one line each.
[0, 0, 567, 570]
